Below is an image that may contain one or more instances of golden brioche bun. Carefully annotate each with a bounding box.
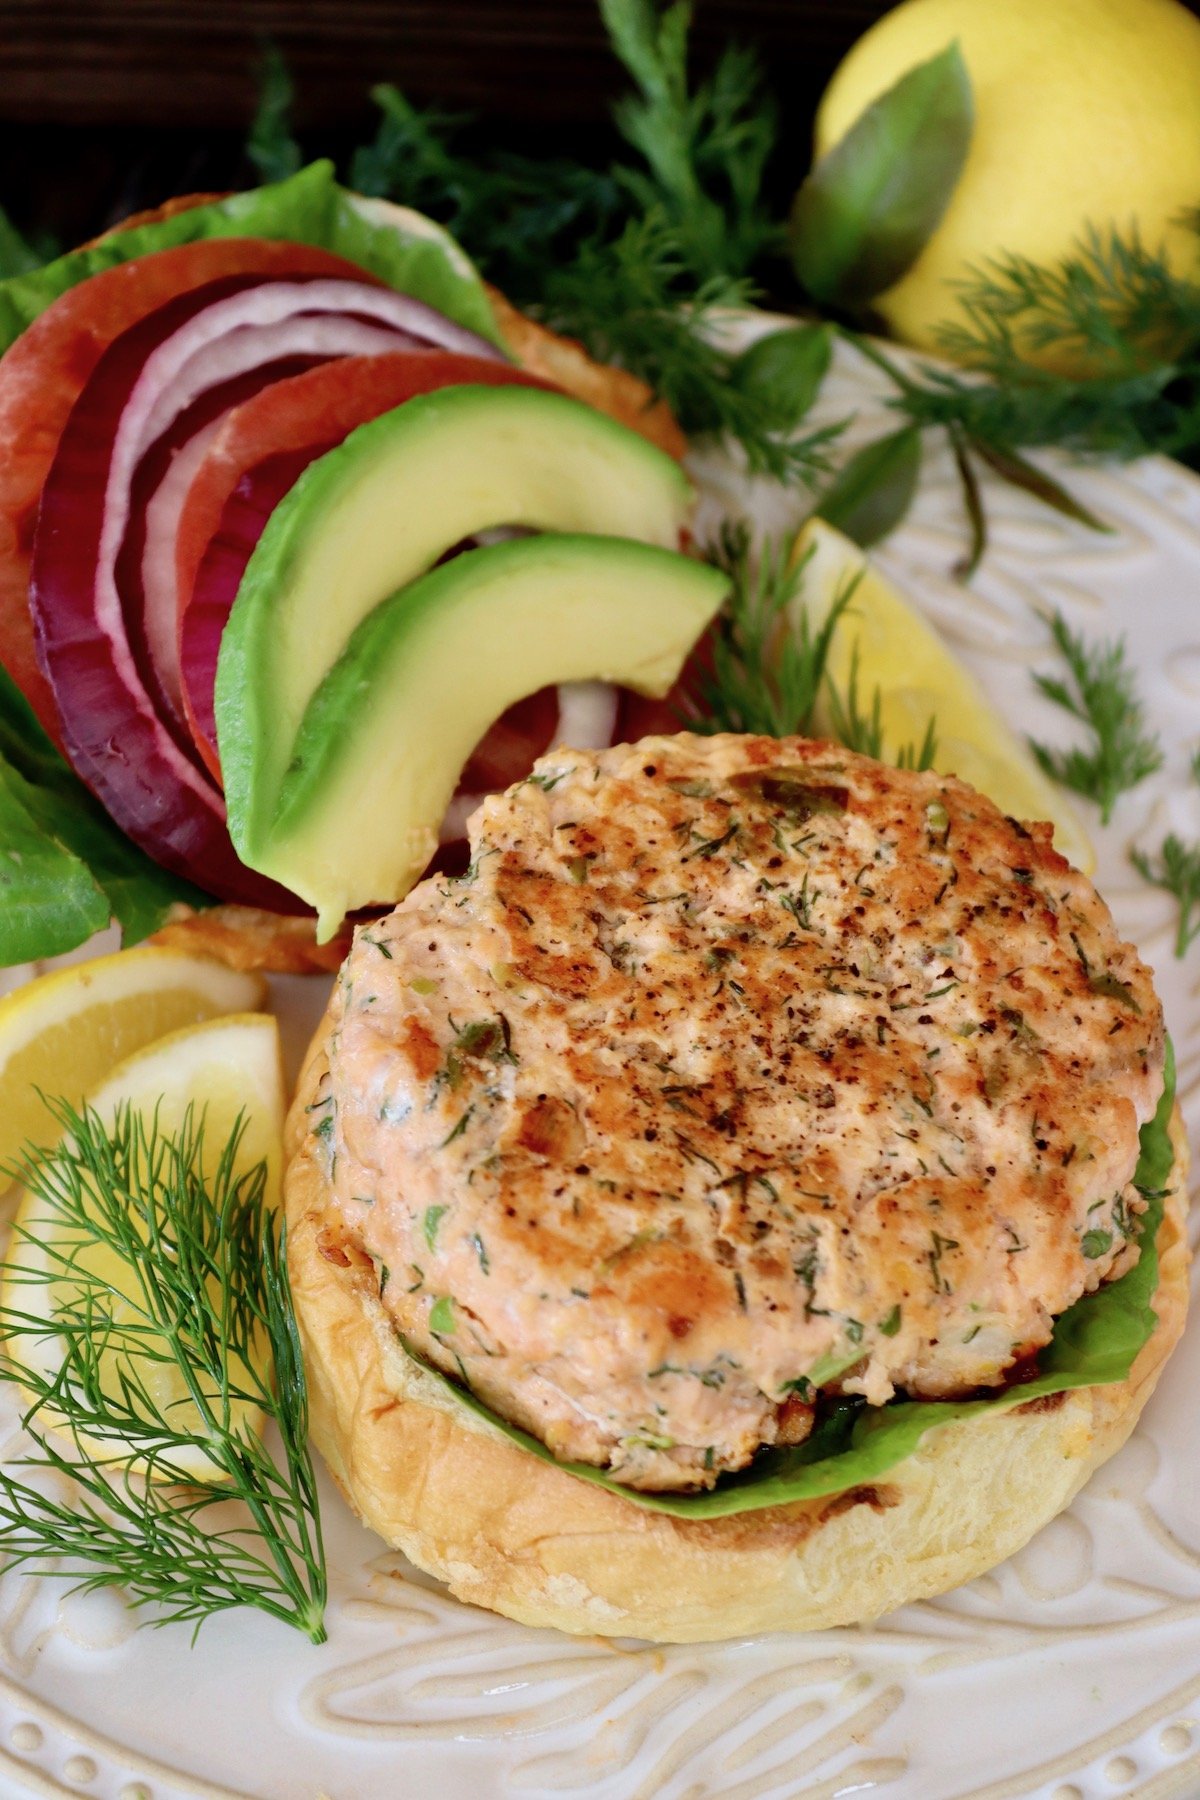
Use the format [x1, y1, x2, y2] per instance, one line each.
[284, 1010, 1191, 1642]
[99, 192, 685, 975]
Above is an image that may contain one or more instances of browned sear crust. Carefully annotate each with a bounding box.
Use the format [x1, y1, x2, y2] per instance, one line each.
[316, 734, 1164, 1492]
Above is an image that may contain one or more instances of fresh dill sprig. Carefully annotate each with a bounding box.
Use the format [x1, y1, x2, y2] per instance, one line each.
[1130, 746, 1200, 958]
[940, 225, 1200, 386]
[861, 226, 1200, 470]
[0, 1100, 326, 1642]
[1029, 611, 1163, 824]
[1132, 835, 1200, 958]
[246, 44, 303, 185]
[349, 84, 622, 300]
[305, 6, 834, 484]
[540, 215, 840, 482]
[696, 525, 940, 769]
[600, 0, 780, 283]
[822, 640, 938, 770]
[695, 523, 856, 737]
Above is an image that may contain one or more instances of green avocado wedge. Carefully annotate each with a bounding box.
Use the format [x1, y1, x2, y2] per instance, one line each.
[245, 534, 728, 936]
[215, 384, 694, 866]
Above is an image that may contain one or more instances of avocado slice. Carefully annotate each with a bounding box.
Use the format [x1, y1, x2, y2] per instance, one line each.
[244, 533, 728, 937]
[215, 384, 694, 856]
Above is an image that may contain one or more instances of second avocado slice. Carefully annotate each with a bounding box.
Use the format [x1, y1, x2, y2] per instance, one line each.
[215, 383, 694, 858]
[248, 534, 729, 937]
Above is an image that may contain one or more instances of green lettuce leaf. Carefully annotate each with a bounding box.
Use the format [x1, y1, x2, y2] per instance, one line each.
[405, 1040, 1176, 1517]
[0, 160, 501, 358]
[0, 763, 110, 962]
[0, 670, 208, 955]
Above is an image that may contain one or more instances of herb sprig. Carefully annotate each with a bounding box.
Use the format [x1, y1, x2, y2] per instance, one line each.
[1132, 835, 1200, 959]
[1029, 611, 1163, 823]
[0, 1101, 326, 1641]
[1131, 749, 1200, 959]
[696, 524, 938, 771]
[695, 522, 855, 738]
[250, 6, 836, 484]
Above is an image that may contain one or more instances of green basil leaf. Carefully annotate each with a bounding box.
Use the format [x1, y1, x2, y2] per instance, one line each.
[815, 425, 923, 547]
[791, 42, 973, 307]
[0, 670, 208, 953]
[400, 1044, 1175, 1520]
[731, 324, 832, 429]
[970, 438, 1112, 533]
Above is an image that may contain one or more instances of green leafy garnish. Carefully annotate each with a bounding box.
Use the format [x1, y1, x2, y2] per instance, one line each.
[0, 206, 57, 280]
[695, 525, 937, 772]
[853, 223, 1200, 491]
[1132, 836, 1200, 959]
[246, 44, 303, 184]
[1131, 756, 1200, 957]
[0, 766, 110, 964]
[822, 640, 938, 771]
[318, 6, 838, 484]
[600, 0, 779, 284]
[731, 324, 832, 428]
[0, 1101, 326, 1639]
[791, 43, 973, 307]
[814, 424, 923, 548]
[403, 1042, 1176, 1518]
[0, 669, 208, 960]
[1029, 611, 1163, 823]
[695, 523, 857, 737]
[539, 214, 840, 484]
[0, 160, 500, 357]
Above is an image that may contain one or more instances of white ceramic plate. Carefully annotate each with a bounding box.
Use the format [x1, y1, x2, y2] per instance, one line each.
[0, 329, 1198, 1800]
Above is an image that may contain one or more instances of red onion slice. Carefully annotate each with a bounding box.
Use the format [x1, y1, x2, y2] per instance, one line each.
[551, 680, 620, 751]
[138, 316, 417, 725]
[31, 271, 504, 905]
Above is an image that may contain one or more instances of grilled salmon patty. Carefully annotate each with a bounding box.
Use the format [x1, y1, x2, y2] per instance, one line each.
[315, 734, 1163, 1492]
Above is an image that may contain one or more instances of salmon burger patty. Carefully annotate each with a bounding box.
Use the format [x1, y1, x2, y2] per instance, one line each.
[315, 733, 1163, 1493]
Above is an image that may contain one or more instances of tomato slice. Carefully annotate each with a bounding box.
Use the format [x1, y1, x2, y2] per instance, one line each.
[0, 237, 387, 746]
[176, 350, 550, 777]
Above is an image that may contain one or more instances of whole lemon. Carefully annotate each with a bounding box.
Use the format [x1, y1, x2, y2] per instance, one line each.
[814, 0, 1200, 373]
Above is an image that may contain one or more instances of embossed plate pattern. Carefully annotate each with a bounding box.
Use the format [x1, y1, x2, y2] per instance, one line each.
[0, 327, 1197, 1800]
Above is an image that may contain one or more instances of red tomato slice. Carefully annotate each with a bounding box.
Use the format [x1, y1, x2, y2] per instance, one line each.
[0, 237, 387, 747]
[176, 350, 549, 778]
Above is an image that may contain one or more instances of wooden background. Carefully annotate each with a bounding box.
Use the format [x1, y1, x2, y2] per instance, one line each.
[0, 1, 892, 244]
[4, 0, 1200, 248]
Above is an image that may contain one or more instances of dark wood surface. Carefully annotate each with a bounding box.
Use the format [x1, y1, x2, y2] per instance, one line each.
[4, 0, 1199, 247]
[0, 2, 887, 127]
[0, 1, 887, 242]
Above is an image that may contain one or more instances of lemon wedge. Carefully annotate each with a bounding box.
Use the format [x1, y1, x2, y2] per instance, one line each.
[795, 517, 1095, 872]
[0, 946, 265, 1180]
[2, 1011, 285, 1479]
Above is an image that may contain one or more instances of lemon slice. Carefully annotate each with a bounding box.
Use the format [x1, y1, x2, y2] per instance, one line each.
[0, 946, 265, 1180]
[2, 1012, 285, 1479]
[795, 517, 1095, 872]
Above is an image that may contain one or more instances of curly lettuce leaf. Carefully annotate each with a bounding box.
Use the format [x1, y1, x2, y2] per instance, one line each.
[0, 763, 110, 962]
[0, 160, 501, 357]
[405, 1041, 1177, 1518]
[0, 670, 207, 957]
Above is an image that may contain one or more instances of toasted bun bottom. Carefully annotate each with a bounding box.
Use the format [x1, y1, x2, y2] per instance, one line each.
[285, 1017, 1191, 1643]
